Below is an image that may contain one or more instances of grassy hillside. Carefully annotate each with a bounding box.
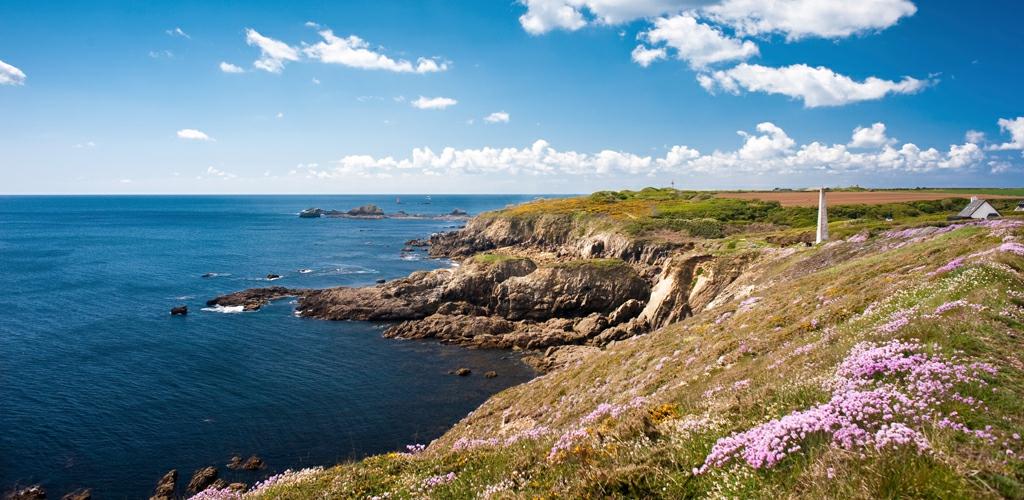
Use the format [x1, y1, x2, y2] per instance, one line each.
[218, 212, 1024, 499]
[487, 188, 1018, 241]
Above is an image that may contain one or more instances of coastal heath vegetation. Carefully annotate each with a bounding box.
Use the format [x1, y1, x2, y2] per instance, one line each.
[211, 190, 1024, 499]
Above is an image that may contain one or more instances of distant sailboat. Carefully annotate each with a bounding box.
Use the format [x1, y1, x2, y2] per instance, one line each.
[396, 197, 401, 204]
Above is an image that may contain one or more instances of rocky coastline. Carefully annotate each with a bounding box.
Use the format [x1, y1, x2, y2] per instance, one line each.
[209, 208, 759, 371]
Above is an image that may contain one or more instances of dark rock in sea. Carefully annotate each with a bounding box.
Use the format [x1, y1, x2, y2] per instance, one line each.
[298, 208, 324, 218]
[346, 204, 385, 217]
[454, 368, 471, 376]
[401, 246, 415, 253]
[5, 485, 46, 500]
[376, 279, 386, 284]
[186, 466, 218, 494]
[228, 483, 247, 492]
[207, 286, 308, 312]
[226, 455, 242, 470]
[201, 272, 215, 278]
[484, 371, 497, 378]
[170, 305, 188, 316]
[60, 489, 91, 500]
[405, 238, 429, 247]
[450, 208, 468, 216]
[241, 455, 265, 470]
[266, 274, 282, 281]
[151, 469, 177, 500]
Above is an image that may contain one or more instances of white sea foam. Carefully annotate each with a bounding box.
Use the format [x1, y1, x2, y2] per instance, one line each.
[201, 305, 247, 314]
[298, 268, 314, 274]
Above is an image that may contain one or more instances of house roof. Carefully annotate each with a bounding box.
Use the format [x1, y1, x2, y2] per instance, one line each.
[957, 198, 993, 217]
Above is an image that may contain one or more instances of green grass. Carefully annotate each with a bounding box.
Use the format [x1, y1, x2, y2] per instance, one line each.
[484, 188, 1018, 244]
[244, 214, 1024, 499]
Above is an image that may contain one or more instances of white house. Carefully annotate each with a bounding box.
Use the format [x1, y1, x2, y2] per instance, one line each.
[957, 197, 1000, 219]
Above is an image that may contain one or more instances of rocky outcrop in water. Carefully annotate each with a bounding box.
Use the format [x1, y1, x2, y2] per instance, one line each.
[186, 467, 217, 494]
[150, 469, 177, 500]
[4, 485, 45, 500]
[206, 286, 307, 311]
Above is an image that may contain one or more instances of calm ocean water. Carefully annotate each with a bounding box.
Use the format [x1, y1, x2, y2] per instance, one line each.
[0, 195, 543, 498]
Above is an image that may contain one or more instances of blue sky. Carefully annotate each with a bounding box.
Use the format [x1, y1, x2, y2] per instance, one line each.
[1, 0, 1022, 194]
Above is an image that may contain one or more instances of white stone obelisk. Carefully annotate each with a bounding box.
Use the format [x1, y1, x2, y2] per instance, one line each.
[815, 187, 829, 244]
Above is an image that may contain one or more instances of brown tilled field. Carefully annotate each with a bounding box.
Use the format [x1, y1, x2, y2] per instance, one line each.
[716, 191, 1021, 207]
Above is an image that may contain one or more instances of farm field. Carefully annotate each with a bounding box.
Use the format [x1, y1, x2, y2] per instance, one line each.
[717, 190, 1023, 207]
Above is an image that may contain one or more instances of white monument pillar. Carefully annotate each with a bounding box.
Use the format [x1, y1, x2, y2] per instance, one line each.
[816, 187, 828, 244]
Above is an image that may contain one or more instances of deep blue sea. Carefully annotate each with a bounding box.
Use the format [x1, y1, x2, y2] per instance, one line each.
[0, 195, 544, 498]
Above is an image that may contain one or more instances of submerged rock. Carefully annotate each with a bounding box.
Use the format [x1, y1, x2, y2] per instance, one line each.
[150, 469, 177, 500]
[60, 489, 91, 500]
[266, 274, 282, 281]
[170, 305, 188, 316]
[484, 371, 497, 378]
[186, 467, 218, 494]
[5, 485, 45, 500]
[454, 368, 471, 376]
[241, 455, 264, 470]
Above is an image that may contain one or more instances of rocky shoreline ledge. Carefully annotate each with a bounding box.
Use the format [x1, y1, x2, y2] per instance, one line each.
[208, 208, 757, 371]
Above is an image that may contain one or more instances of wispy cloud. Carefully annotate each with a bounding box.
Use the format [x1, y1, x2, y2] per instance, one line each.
[0, 59, 27, 85]
[697, 64, 931, 108]
[165, 27, 190, 39]
[411, 96, 458, 110]
[246, 28, 300, 73]
[303, 29, 448, 73]
[219, 61, 245, 73]
[177, 129, 214, 141]
[484, 111, 510, 124]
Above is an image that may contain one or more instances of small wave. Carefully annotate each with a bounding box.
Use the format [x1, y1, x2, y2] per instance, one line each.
[174, 295, 195, 300]
[298, 268, 314, 274]
[201, 305, 247, 314]
[201, 272, 230, 278]
[321, 265, 377, 276]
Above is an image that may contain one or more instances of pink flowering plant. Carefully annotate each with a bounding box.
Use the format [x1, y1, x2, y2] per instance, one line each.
[695, 339, 997, 473]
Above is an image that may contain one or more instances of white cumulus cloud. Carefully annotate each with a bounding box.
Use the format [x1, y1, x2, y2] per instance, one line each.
[849, 123, 895, 148]
[303, 29, 448, 73]
[705, 0, 917, 40]
[411, 96, 458, 110]
[295, 121, 992, 181]
[177, 129, 213, 141]
[0, 59, 26, 85]
[518, 0, 713, 34]
[641, 14, 759, 68]
[991, 117, 1024, 151]
[484, 111, 511, 124]
[631, 45, 667, 67]
[245, 29, 300, 73]
[698, 63, 930, 108]
[219, 61, 245, 73]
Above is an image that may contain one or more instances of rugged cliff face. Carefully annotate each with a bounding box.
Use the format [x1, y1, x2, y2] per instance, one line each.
[428, 213, 685, 268]
[209, 210, 759, 363]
